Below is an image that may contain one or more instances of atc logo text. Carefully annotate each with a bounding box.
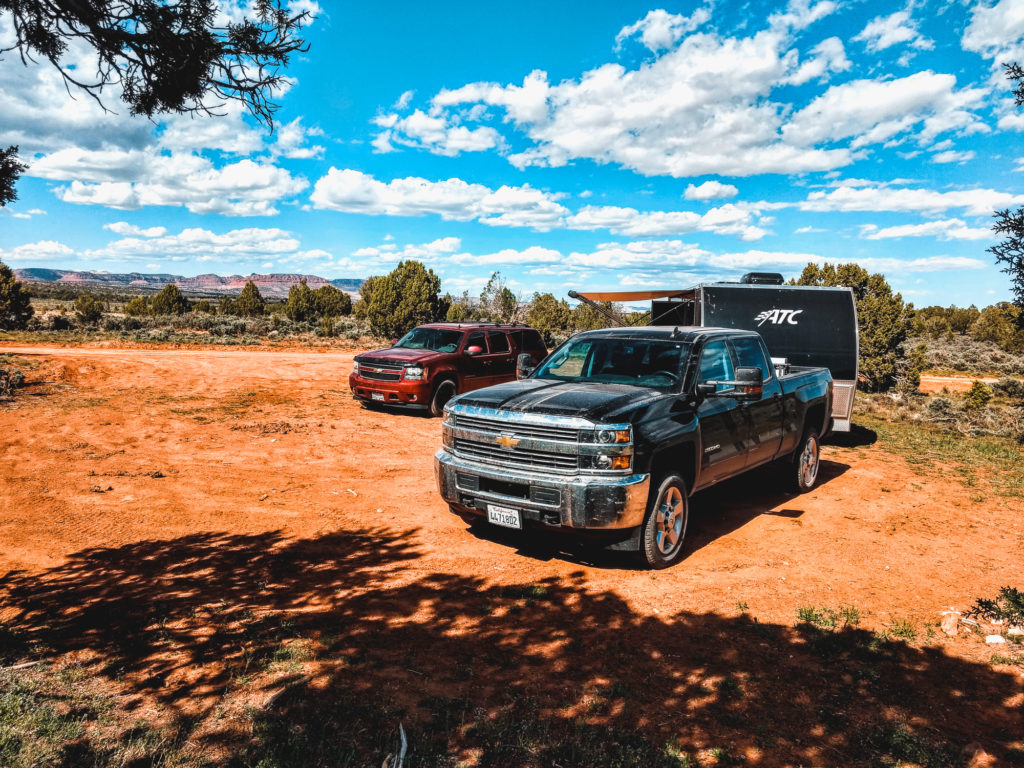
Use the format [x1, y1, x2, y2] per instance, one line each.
[755, 309, 803, 326]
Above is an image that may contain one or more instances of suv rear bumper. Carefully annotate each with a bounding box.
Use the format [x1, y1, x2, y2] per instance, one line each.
[434, 449, 650, 530]
[349, 373, 432, 408]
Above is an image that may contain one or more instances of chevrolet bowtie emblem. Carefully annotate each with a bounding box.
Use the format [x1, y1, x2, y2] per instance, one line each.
[496, 434, 519, 449]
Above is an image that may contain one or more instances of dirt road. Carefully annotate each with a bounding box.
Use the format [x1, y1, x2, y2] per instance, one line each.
[1, 345, 1021, 765]
[2, 344, 1017, 627]
[919, 373, 1002, 393]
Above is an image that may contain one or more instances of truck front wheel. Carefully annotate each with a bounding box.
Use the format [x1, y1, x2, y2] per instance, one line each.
[639, 474, 689, 569]
[430, 379, 456, 417]
[790, 429, 820, 493]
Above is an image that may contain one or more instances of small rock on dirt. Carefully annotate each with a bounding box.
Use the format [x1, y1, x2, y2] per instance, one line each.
[940, 609, 960, 636]
[985, 635, 1006, 644]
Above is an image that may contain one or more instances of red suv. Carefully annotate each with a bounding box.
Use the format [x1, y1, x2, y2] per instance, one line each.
[349, 323, 548, 416]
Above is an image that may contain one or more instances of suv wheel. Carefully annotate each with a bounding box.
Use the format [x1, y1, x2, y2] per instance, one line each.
[430, 380, 456, 417]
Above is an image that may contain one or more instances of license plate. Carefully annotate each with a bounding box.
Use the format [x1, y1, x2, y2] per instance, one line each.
[487, 504, 522, 529]
[371, 392, 384, 401]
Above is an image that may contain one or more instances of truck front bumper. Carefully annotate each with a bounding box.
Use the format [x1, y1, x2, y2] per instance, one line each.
[434, 449, 650, 530]
[349, 373, 432, 409]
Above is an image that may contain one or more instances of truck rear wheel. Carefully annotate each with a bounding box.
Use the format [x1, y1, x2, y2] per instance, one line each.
[430, 379, 456, 417]
[639, 474, 689, 569]
[790, 429, 820, 493]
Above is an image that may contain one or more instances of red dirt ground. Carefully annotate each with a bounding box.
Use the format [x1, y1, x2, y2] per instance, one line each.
[1, 344, 1022, 766]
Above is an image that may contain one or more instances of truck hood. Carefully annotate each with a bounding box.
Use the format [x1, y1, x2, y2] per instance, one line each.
[452, 379, 667, 422]
[355, 347, 444, 365]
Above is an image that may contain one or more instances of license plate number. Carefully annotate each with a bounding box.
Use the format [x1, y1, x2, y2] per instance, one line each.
[487, 504, 522, 529]
[371, 392, 384, 401]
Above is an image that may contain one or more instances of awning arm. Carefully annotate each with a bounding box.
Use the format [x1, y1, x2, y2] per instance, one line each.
[567, 290, 628, 327]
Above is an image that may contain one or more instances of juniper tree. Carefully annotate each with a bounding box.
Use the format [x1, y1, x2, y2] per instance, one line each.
[0, 259, 34, 329]
[363, 261, 441, 339]
[795, 262, 911, 392]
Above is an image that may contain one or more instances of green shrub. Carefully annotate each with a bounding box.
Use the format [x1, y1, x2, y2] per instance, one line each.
[795, 263, 911, 392]
[150, 284, 190, 315]
[0, 259, 33, 330]
[283, 280, 316, 322]
[123, 296, 150, 316]
[361, 261, 442, 339]
[964, 381, 993, 411]
[312, 284, 351, 318]
[967, 586, 1024, 627]
[234, 281, 266, 317]
[73, 293, 104, 325]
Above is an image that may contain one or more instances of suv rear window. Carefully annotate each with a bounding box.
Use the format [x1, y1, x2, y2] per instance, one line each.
[511, 329, 546, 354]
[487, 331, 510, 353]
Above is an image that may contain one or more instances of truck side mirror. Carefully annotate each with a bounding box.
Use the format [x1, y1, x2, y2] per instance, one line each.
[516, 353, 535, 379]
[733, 367, 764, 400]
[465, 345, 484, 356]
[698, 367, 763, 400]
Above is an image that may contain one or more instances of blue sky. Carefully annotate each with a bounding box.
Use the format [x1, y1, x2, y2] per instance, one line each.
[3, 0, 1024, 308]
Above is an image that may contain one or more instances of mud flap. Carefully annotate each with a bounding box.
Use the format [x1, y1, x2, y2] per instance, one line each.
[603, 526, 642, 551]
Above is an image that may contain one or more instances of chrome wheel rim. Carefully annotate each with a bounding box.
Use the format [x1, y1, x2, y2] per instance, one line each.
[799, 435, 820, 488]
[655, 486, 686, 557]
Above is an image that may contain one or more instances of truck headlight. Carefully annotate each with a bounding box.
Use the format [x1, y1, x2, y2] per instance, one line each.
[404, 366, 425, 380]
[598, 428, 631, 444]
[352, 360, 360, 375]
[582, 454, 631, 471]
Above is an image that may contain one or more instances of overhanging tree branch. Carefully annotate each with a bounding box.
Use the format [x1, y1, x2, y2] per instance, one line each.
[0, 0, 311, 128]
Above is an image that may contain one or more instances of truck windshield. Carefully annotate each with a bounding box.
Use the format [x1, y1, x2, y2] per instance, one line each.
[534, 337, 691, 389]
[395, 328, 465, 353]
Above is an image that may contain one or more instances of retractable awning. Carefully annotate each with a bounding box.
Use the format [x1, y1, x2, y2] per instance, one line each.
[570, 289, 693, 302]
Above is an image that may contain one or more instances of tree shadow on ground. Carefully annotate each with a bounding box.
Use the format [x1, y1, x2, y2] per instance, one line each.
[1, 524, 1020, 767]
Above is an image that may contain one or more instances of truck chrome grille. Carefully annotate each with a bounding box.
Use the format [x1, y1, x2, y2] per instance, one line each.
[455, 414, 580, 442]
[360, 364, 403, 382]
[454, 438, 579, 473]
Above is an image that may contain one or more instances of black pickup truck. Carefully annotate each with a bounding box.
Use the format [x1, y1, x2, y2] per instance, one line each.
[434, 326, 832, 568]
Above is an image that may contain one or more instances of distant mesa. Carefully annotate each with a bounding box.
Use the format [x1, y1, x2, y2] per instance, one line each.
[14, 268, 363, 298]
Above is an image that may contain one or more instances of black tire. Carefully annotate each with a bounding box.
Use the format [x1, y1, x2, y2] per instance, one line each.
[430, 379, 456, 417]
[790, 429, 820, 493]
[639, 474, 689, 569]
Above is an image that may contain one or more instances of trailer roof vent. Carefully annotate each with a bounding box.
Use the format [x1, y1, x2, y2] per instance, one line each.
[740, 272, 784, 285]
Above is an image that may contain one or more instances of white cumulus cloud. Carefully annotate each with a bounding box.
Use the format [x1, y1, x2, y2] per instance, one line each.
[684, 181, 739, 200]
[853, 10, 933, 54]
[310, 169, 568, 231]
[860, 219, 992, 241]
[615, 8, 711, 52]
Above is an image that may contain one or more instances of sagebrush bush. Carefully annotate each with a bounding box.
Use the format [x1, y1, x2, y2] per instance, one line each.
[0, 366, 25, 399]
[993, 377, 1024, 400]
[869, 391, 1024, 441]
[920, 334, 1024, 376]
